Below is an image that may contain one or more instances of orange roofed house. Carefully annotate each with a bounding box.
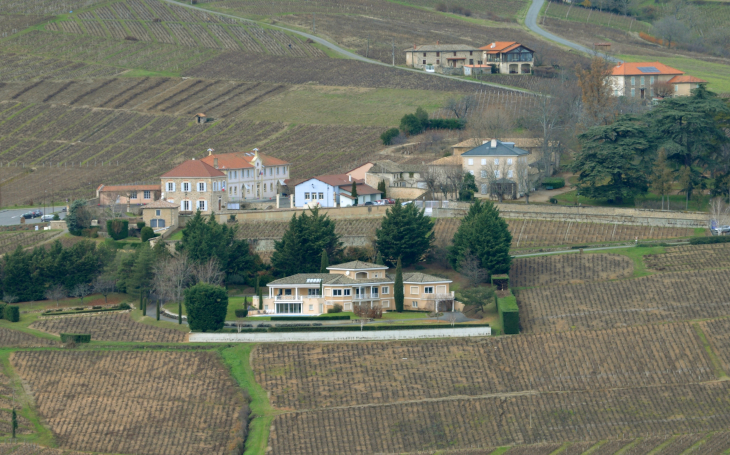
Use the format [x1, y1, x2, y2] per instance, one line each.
[200, 149, 290, 204]
[481, 42, 534, 75]
[609, 62, 707, 99]
[160, 159, 227, 214]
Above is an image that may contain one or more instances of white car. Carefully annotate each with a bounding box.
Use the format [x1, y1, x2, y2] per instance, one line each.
[41, 214, 55, 221]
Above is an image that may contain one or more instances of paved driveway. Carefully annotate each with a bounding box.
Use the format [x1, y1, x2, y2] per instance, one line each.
[0, 206, 66, 226]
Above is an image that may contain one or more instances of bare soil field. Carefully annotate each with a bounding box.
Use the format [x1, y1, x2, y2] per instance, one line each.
[268, 382, 730, 454]
[11, 351, 247, 455]
[29, 312, 186, 342]
[644, 243, 730, 272]
[517, 269, 730, 333]
[0, 327, 55, 348]
[254, 322, 712, 409]
[510, 253, 634, 287]
[0, 52, 125, 82]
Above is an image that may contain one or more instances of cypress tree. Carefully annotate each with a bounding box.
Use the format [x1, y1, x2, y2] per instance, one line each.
[11, 408, 16, 439]
[375, 251, 384, 265]
[178, 300, 182, 325]
[258, 286, 264, 310]
[320, 249, 329, 273]
[156, 297, 160, 321]
[394, 257, 404, 313]
[351, 181, 358, 205]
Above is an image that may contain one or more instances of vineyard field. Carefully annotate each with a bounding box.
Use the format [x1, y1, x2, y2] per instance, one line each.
[0, 327, 55, 348]
[510, 254, 634, 287]
[645, 243, 730, 272]
[0, 51, 124, 82]
[268, 382, 730, 454]
[698, 318, 730, 375]
[0, 230, 59, 255]
[11, 351, 247, 455]
[29, 312, 187, 342]
[518, 269, 730, 333]
[254, 322, 712, 409]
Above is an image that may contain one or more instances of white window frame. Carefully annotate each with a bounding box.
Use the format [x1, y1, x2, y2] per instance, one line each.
[410, 286, 419, 294]
[382, 300, 389, 308]
[144, 190, 151, 199]
[155, 209, 161, 216]
[304, 192, 310, 200]
[495, 170, 500, 178]
[412, 301, 418, 308]
[494, 158, 499, 165]
[631, 76, 635, 86]
[468, 158, 473, 165]
[182, 182, 190, 192]
[424, 286, 434, 294]
[181, 200, 191, 211]
[481, 184, 487, 194]
[507, 158, 513, 165]
[481, 170, 487, 178]
[344, 289, 351, 296]
[197, 200, 207, 211]
[469, 170, 474, 176]
[166, 182, 175, 192]
[508, 170, 513, 178]
[481, 159, 486, 165]
[198, 182, 207, 192]
[309, 304, 313, 311]
[381, 286, 389, 294]
[332, 289, 342, 296]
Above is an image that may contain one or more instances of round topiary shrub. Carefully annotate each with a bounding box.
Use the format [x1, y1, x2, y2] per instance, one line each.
[140, 226, 155, 242]
[184, 283, 228, 332]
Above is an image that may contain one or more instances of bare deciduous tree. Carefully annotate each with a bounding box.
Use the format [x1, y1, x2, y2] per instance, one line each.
[447, 311, 458, 327]
[481, 159, 511, 202]
[44, 285, 67, 308]
[576, 58, 615, 127]
[2, 294, 17, 304]
[92, 276, 116, 304]
[709, 198, 730, 230]
[653, 81, 675, 98]
[515, 158, 533, 204]
[353, 303, 382, 330]
[192, 257, 224, 286]
[443, 166, 465, 200]
[459, 249, 488, 287]
[71, 283, 91, 305]
[445, 95, 478, 119]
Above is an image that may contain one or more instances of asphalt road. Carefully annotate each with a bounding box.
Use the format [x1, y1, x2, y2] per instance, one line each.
[160, 0, 531, 93]
[525, 0, 622, 63]
[0, 206, 66, 226]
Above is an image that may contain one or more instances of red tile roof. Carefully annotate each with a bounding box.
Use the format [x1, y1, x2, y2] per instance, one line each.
[668, 75, 707, 84]
[160, 160, 226, 178]
[315, 174, 362, 187]
[201, 153, 252, 170]
[611, 62, 683, 76]
[348, 183, 381, 195]
[99, 184, 160, 192]
[481, 41, 521, 54]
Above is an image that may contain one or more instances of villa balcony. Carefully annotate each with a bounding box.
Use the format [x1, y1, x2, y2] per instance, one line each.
[353, 293, 379, 300]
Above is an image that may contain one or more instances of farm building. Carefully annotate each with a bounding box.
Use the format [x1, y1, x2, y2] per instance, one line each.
[405, 43, 482, 73]
[97, 184, 161, 206]
[609, 62, 707, 99]
[194, 113, 209, 124]
[480, 42, 535, 75]
[200, 149, 290, 207]
[290, 174, 381, 208]
[259, 260, 454, 315]
[160, 159, 227, 214]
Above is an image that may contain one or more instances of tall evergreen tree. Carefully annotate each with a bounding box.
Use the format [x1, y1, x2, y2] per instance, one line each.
[375, 251, 384, 265]
[571, 115, 653, 203]
[377, 180, 387, 198]
[351, 181, 359, 205]
[128, 243, 155, 298]
[258, 286, 264, 310]
[320, 249, 329, 273]
[271, 208, 341, 276]
[394, 257, 404, 313]
[649, 85, 730, 200]
[449, 200, 512, 276]
[375, 202, 434, 266]
[651, 148, 675, 210]
[459, 172, 478, 201]
[11, 408, 16, 439]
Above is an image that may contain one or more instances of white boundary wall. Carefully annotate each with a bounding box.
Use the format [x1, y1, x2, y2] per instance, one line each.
[189, 326, 491, 343]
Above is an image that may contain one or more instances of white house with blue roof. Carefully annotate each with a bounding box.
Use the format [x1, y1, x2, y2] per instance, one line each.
[461, 139, 533, 199]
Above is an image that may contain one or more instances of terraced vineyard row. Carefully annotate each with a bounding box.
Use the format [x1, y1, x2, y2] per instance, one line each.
[254, 322, 713, 409]
[0, 230, 58, 255]
[236, 219, 382, 240]
[30, 313, 187, 342]
[510, 254, 634, 287]
[11, 351, 246, 455]
[0, 52, 124, 82]
[269, 382, 730, 454]
[518, 269, 730, 334]
[0, 327, 55, 348]
[645, 243, 730, 272]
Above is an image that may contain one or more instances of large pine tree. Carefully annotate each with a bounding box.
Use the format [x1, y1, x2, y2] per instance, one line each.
[449, 200, 512, 277]
[375, 202, 434, 267]
[271, 208, 341, 276]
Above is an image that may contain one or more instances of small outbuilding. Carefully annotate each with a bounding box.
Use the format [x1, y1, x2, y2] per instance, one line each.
[141, 199, 179, 232]
[194, 113, 209, 124]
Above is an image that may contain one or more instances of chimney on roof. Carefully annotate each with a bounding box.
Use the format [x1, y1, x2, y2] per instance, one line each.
[213, 158, 218, 169]
[348, 174, 352, 182]
[437, 40, 439, 45]
[413, 43, 416, 49]
[491, 139, 497, 148]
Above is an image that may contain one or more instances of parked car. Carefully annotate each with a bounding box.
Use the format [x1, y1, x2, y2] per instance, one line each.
[22, 212, 34, 219]
[373, 200, 387, 206]
[711, 225, 730, 235]
[61, 207, 67, 212]
[363, 201, 374, 206]
[32, 210, 43, 218]
[386, 198, 395, 204]
[401, 201, 413, 206]
[41, 214, 55, 221]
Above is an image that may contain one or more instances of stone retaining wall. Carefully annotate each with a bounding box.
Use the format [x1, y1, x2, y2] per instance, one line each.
[189, 326, 491, 342]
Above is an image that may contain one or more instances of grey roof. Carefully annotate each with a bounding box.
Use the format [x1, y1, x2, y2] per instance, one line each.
[327, 261, 386, 270]
[406, 44, 481, 52]
[368, 160, 424, 174]
[461, 140, 529, 157]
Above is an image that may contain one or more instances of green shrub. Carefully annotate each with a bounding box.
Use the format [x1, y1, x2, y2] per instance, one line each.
[270, 315, 350, 321]
[106, 219, 129, 240]
[60, 333, 91, 343]
[689, 236, 730, 245]
[235, 309, 248, 318]
[3, 305, 19, 322]
[327, 304, 343, 313]
[136, 221, 145, 229]
[380, 128, 400, 145]
[0, 303, 6, 319]
[116, 302, 131, 310]
[82, 228, 99, 238]
[498, 291, 519, 335]
[185, 283, 228, 332]
[140, 226, 155, 242]
[543, 177, 565, 189]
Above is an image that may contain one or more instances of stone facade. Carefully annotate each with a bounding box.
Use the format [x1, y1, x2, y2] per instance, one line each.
[405, 44, 482, 70]
[160, 160, 227, 214]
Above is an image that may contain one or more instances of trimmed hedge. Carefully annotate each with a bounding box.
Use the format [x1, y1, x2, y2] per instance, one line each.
[690, 236, 730, 245]
[542, 177, 565, 189]
[40, 307, 129, 316]
[3, 306, 19, 322]
[106, 219, 129, 240]
[234, 309, 248, 318]
[60, 333, 91, 343]
[270, 315, 350, 321]
[498, 291, 519, 335]
[0, 303, 6, 319]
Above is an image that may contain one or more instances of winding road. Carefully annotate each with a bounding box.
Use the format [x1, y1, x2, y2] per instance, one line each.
[525, 0, 622, 63]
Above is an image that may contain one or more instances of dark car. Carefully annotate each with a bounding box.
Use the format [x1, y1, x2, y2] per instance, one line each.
[32, 210, 43, 218]
[22, 212, 34, 219]
[364, 201, 374, 206]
